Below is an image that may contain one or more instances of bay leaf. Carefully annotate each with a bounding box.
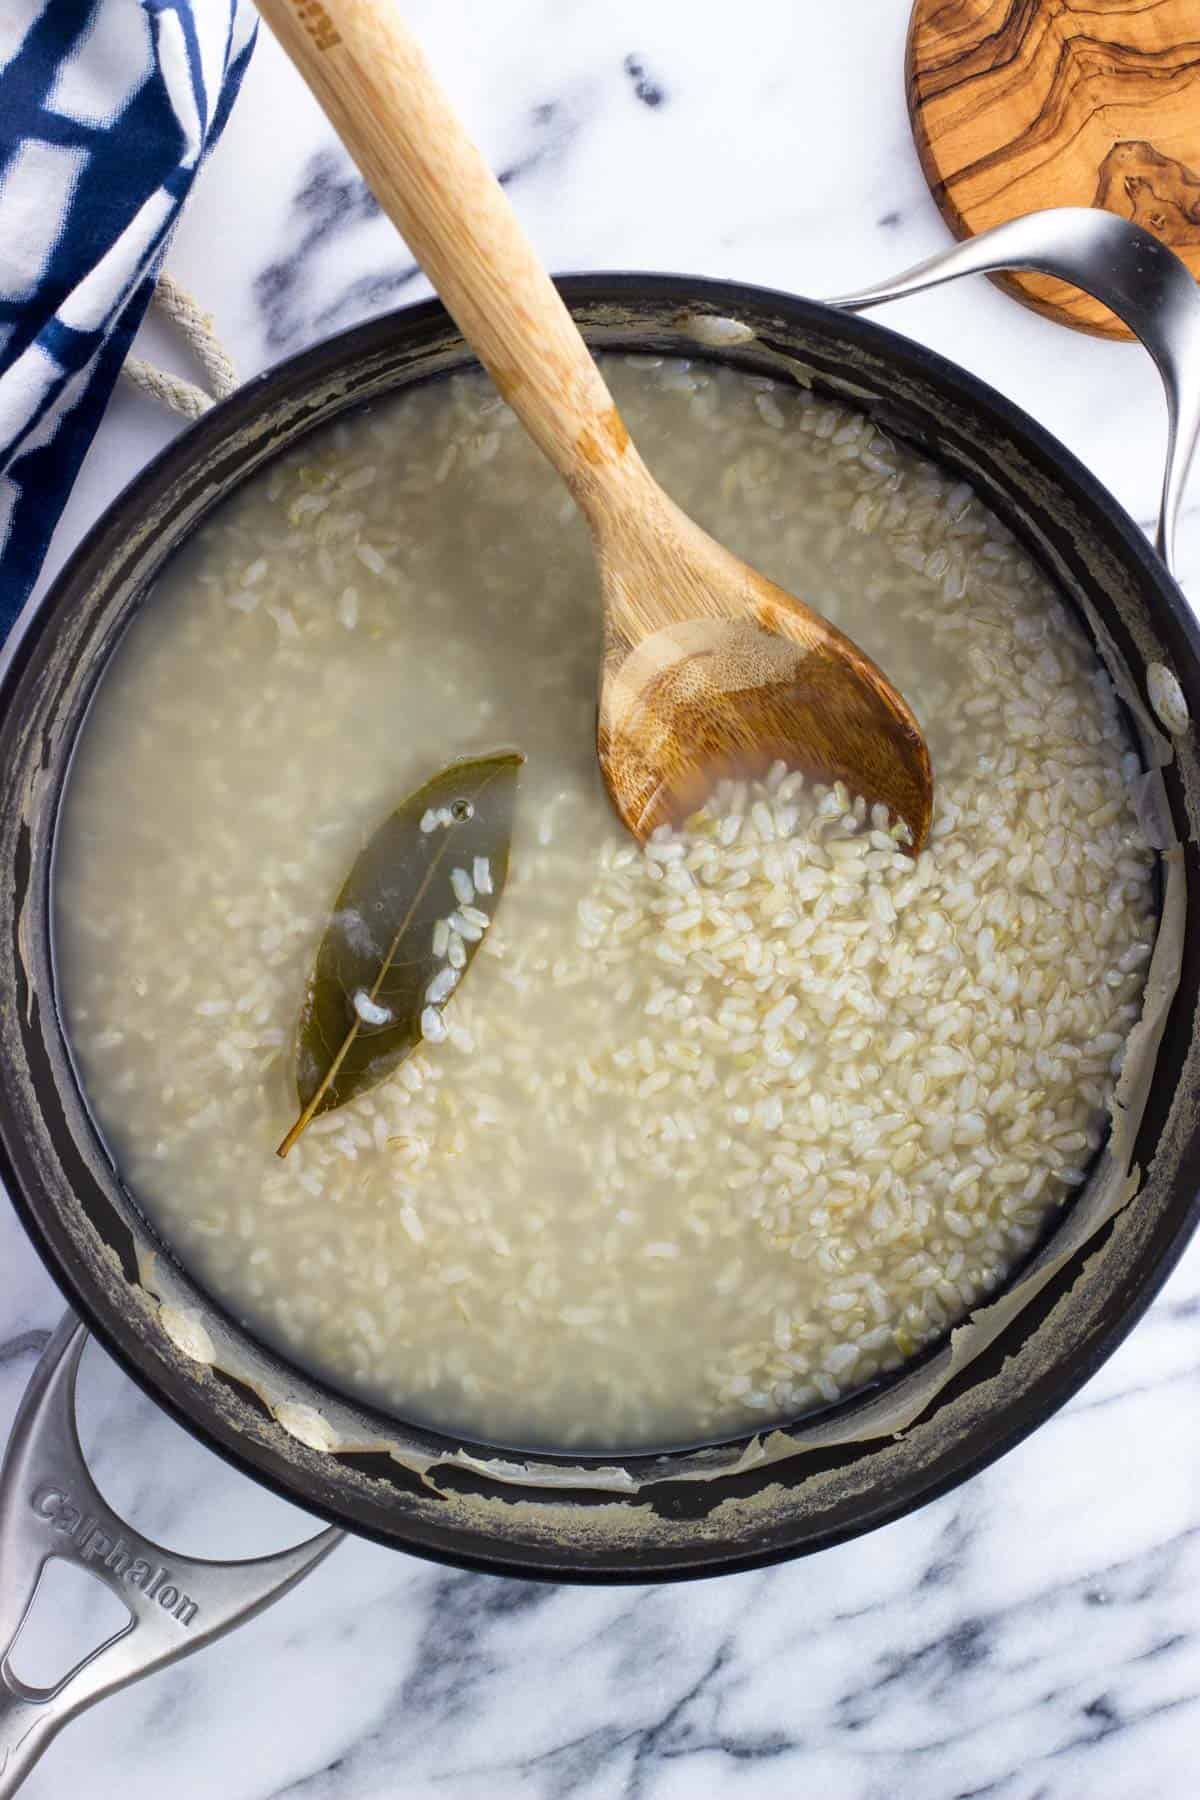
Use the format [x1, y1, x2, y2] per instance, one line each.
[277, 750, 523, 1156]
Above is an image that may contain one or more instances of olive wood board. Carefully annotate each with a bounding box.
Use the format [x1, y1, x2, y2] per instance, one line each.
[906, 0, 1200, 338]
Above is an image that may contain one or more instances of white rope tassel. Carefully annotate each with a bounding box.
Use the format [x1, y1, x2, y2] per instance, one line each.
[121, 355, 214, 420]
[153, 273, 238, 400]
[119, 274, 239, 418]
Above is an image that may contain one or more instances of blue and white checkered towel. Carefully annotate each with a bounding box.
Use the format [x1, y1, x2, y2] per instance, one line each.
[0, 0, 256, 638]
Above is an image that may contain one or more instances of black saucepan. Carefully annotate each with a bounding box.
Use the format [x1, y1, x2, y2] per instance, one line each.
[2, 213, 1199, 1603]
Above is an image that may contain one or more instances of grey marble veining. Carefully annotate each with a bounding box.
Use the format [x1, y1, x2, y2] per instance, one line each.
[6, 3, 1200, 1796]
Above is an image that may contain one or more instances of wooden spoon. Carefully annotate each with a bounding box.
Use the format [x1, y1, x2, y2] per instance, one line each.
[257, 0, 933, 849]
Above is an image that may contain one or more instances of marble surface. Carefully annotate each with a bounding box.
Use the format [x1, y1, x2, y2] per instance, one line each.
[4, 2, 1200, 1794]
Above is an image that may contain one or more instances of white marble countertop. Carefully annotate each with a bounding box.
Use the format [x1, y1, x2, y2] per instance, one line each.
[4, 3, 1199, 1795]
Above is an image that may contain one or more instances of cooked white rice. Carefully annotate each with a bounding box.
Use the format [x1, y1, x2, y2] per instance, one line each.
[53, 356, 1156, 1450]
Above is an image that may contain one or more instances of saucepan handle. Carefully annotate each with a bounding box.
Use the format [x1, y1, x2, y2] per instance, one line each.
[825, 208, 1200, 581]
[0, 1316, 341, 1796]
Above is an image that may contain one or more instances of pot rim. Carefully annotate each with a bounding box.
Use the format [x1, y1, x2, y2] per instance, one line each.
[8, 269, 1192, 687]
[3, 272, 1198, 1582]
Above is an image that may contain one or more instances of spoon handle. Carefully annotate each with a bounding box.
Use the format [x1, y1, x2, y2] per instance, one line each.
[257, 0, 631, 495]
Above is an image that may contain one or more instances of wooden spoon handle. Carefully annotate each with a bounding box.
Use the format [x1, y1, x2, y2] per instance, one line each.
[257, 0, 631, 495]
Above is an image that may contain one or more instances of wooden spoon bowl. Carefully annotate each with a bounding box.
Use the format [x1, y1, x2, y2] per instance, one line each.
[592, 472, 932, 842]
